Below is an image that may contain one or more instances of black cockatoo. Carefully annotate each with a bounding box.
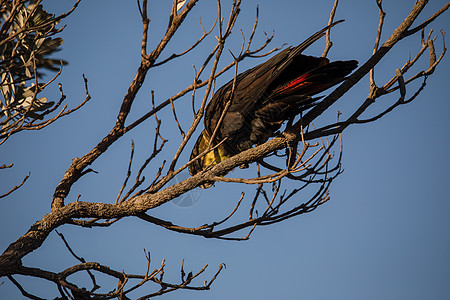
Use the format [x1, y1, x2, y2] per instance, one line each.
[189, 22, 358, 187]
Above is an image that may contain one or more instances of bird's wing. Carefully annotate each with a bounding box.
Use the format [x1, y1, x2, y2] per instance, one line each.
[204, 47, 291, 137]
[269, 20, 344, 80]
[204, 21, 344, 137]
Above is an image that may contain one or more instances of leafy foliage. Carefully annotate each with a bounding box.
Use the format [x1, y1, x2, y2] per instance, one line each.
[0, 0, 65, 132]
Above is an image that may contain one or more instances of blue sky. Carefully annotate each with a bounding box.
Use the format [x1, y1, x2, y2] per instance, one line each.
[1, 0, 449, 299]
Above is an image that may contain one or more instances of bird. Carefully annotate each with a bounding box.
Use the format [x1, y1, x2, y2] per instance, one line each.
[188, 21, 358, 188]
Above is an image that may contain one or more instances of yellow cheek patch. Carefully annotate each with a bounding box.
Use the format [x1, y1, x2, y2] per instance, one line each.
[203, 150, 217, 168]
[189, 131, 234, 188]
[201, 133, 231, 170]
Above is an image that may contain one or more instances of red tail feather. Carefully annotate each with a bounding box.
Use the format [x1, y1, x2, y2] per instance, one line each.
[270, 60, 358, 98]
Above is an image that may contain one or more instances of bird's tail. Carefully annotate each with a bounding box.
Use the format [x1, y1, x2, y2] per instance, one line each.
[270, 59, 358, 98]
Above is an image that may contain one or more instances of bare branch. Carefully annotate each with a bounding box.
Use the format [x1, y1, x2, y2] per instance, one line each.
[1, 1, 448, 298]
[322, 0, 339, 57]
[115, 141, 135, 204]
[0, 171, 30, 199]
